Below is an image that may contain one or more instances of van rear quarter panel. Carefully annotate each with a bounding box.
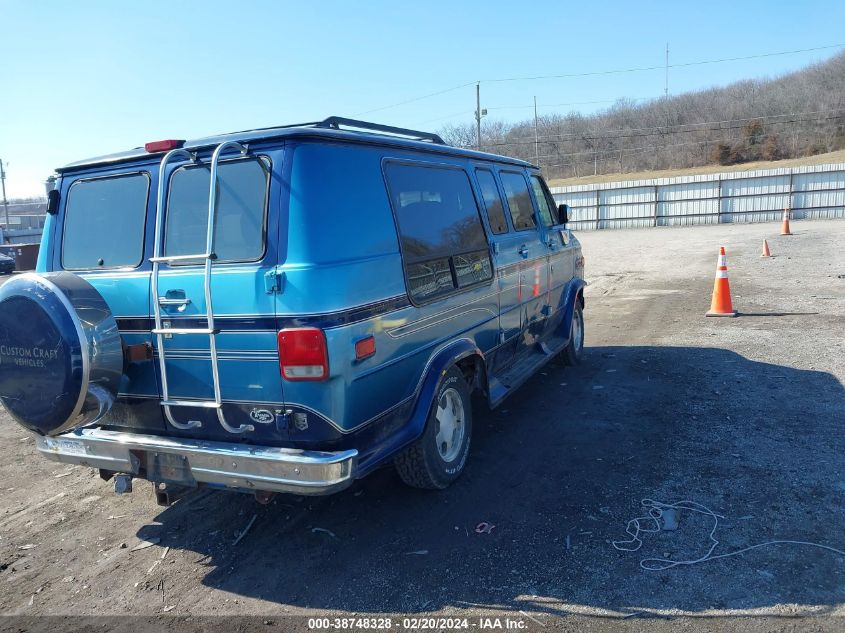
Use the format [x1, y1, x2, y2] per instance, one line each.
[281, 142, 498, 437]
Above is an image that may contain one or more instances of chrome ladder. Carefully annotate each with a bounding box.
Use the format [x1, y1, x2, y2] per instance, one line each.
[150, 141, 254, 434]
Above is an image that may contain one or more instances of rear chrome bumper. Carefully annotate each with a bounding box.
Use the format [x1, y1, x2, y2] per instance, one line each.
[35, 428, 357, 496]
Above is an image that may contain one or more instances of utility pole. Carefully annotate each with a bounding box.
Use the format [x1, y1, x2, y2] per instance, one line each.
[474, 82, 487, 151]
[533, 96, 540, 166]
[0, 159, 9, 235]
[664, 42, 669, 97]
[475, 82, 482, 150]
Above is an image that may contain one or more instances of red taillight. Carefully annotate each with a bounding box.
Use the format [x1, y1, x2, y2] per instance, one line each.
[144, 139, 185, 153]
[278, 328, 329, 381]
[355, 335, 376, 360]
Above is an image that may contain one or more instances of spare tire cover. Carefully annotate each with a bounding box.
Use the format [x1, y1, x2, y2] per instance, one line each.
[0, 272, 123, 436]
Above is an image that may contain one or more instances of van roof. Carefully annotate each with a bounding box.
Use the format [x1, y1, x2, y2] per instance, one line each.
[57, 116, 535, 173]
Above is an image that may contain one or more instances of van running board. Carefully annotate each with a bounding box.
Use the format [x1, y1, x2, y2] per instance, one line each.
[150, 141, 254, 435]
[489, 336, 569, 407]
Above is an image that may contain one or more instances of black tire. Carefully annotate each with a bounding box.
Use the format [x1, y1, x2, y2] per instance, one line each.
[395, 365, 473, 490]
[562, 302, 584, 366]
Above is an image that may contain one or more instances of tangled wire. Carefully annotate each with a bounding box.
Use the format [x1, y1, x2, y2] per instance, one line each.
[612, 498, 845, 571]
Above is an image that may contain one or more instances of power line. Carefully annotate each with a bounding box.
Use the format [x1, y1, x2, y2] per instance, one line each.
[353, 81, 475, 117]
[499, 121, 835, 171]
[447, 106, 845, 149]
[419, 110, 475, 125]
[538, 129, 798, 168]
[417, 97, 654, 125]
[476, 120, 840, 169]
[475, 109, 845, 148]
[486, 96, 653, 112]
[354, 43, 844, 119]
[582, 108, 845, 136]
[481, 43, 845, 84]
[486, 115, 845, 152]
[538, 135, 750, 162]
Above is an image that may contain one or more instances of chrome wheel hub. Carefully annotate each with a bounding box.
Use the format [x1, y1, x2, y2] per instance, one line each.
[435, 387, 465, 462]
[573, 310, 584, 352]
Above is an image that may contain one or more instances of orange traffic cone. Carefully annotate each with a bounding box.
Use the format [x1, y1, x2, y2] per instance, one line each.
[706, 246, 738, 317]
[780, 208, 792, 236]
[761, 239, 771, 258]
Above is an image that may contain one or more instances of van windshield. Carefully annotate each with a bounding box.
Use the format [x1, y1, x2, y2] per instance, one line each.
[62, 173, 149, 270]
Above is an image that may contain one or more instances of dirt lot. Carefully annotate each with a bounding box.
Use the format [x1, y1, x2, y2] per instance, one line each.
[0, 220, 843, 632]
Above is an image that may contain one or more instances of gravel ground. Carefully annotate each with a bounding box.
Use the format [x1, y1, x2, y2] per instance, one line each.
[0, 219, 843, 632]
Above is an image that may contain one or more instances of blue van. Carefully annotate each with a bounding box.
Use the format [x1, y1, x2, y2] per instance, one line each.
[0, 117, 584, 503]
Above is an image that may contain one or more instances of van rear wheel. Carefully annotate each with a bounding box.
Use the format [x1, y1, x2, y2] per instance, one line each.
[395, 366, 472, 490]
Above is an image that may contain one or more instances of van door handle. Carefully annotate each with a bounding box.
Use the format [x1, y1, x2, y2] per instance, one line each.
[158, 289, 191, 310]
[158, 297, 192, 306]
[547, 240, 558, 250]
[518, 245, 529, 258]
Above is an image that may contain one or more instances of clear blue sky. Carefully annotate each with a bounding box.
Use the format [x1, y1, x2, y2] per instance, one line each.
[2, 0, 844, 198]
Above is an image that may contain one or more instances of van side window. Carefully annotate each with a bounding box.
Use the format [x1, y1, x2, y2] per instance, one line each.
[62, 173, 149, 270]
[499, 171, 536, 230]
[530, 175, 555, 227]
[384, 162, 493, 302]
[164, 158, 269, 263]
[475, 169, 509, 234]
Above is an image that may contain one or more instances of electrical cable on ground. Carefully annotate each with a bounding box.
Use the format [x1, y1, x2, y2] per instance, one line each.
[612, 498, 845, 571]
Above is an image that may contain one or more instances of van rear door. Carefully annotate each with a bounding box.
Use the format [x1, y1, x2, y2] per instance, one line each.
[56, 168, 165, 430]
[152, 149, 285, 442]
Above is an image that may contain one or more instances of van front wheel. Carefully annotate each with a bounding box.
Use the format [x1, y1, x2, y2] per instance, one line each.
[395, 366, 472, 490]
[562, 302, 584, 366]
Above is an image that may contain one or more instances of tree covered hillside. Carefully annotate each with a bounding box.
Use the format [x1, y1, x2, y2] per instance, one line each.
[440, 52, 845, 179]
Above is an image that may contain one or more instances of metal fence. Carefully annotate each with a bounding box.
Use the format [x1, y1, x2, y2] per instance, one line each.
[5, 213, 47, 230]
[549, 162, 845, 230]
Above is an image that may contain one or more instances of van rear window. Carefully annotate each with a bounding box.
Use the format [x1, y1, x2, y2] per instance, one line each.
[384, 162, 492, 302]
[164, 158, 269, 263]
[62, 173, 149, 270]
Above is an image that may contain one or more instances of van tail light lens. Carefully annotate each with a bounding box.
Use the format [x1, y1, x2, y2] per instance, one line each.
[278, 328, 329, 381]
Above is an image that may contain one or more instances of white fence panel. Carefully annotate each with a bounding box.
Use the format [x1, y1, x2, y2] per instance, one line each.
[600, 186, 654, 229]
[551, 163, 845, 230]
[791, 170, 845, 220]
[658, 180, 719, 226]
[564, 189, 600, 230]
[719, 175, 790, 224]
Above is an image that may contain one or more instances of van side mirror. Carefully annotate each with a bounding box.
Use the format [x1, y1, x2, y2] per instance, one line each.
[46, 189, 60, 215]
[557, 203, 569, 225]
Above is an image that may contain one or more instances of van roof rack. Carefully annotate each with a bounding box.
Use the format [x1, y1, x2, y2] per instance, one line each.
[212, 117, 446, 146]
[314, 117, 445, 145]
